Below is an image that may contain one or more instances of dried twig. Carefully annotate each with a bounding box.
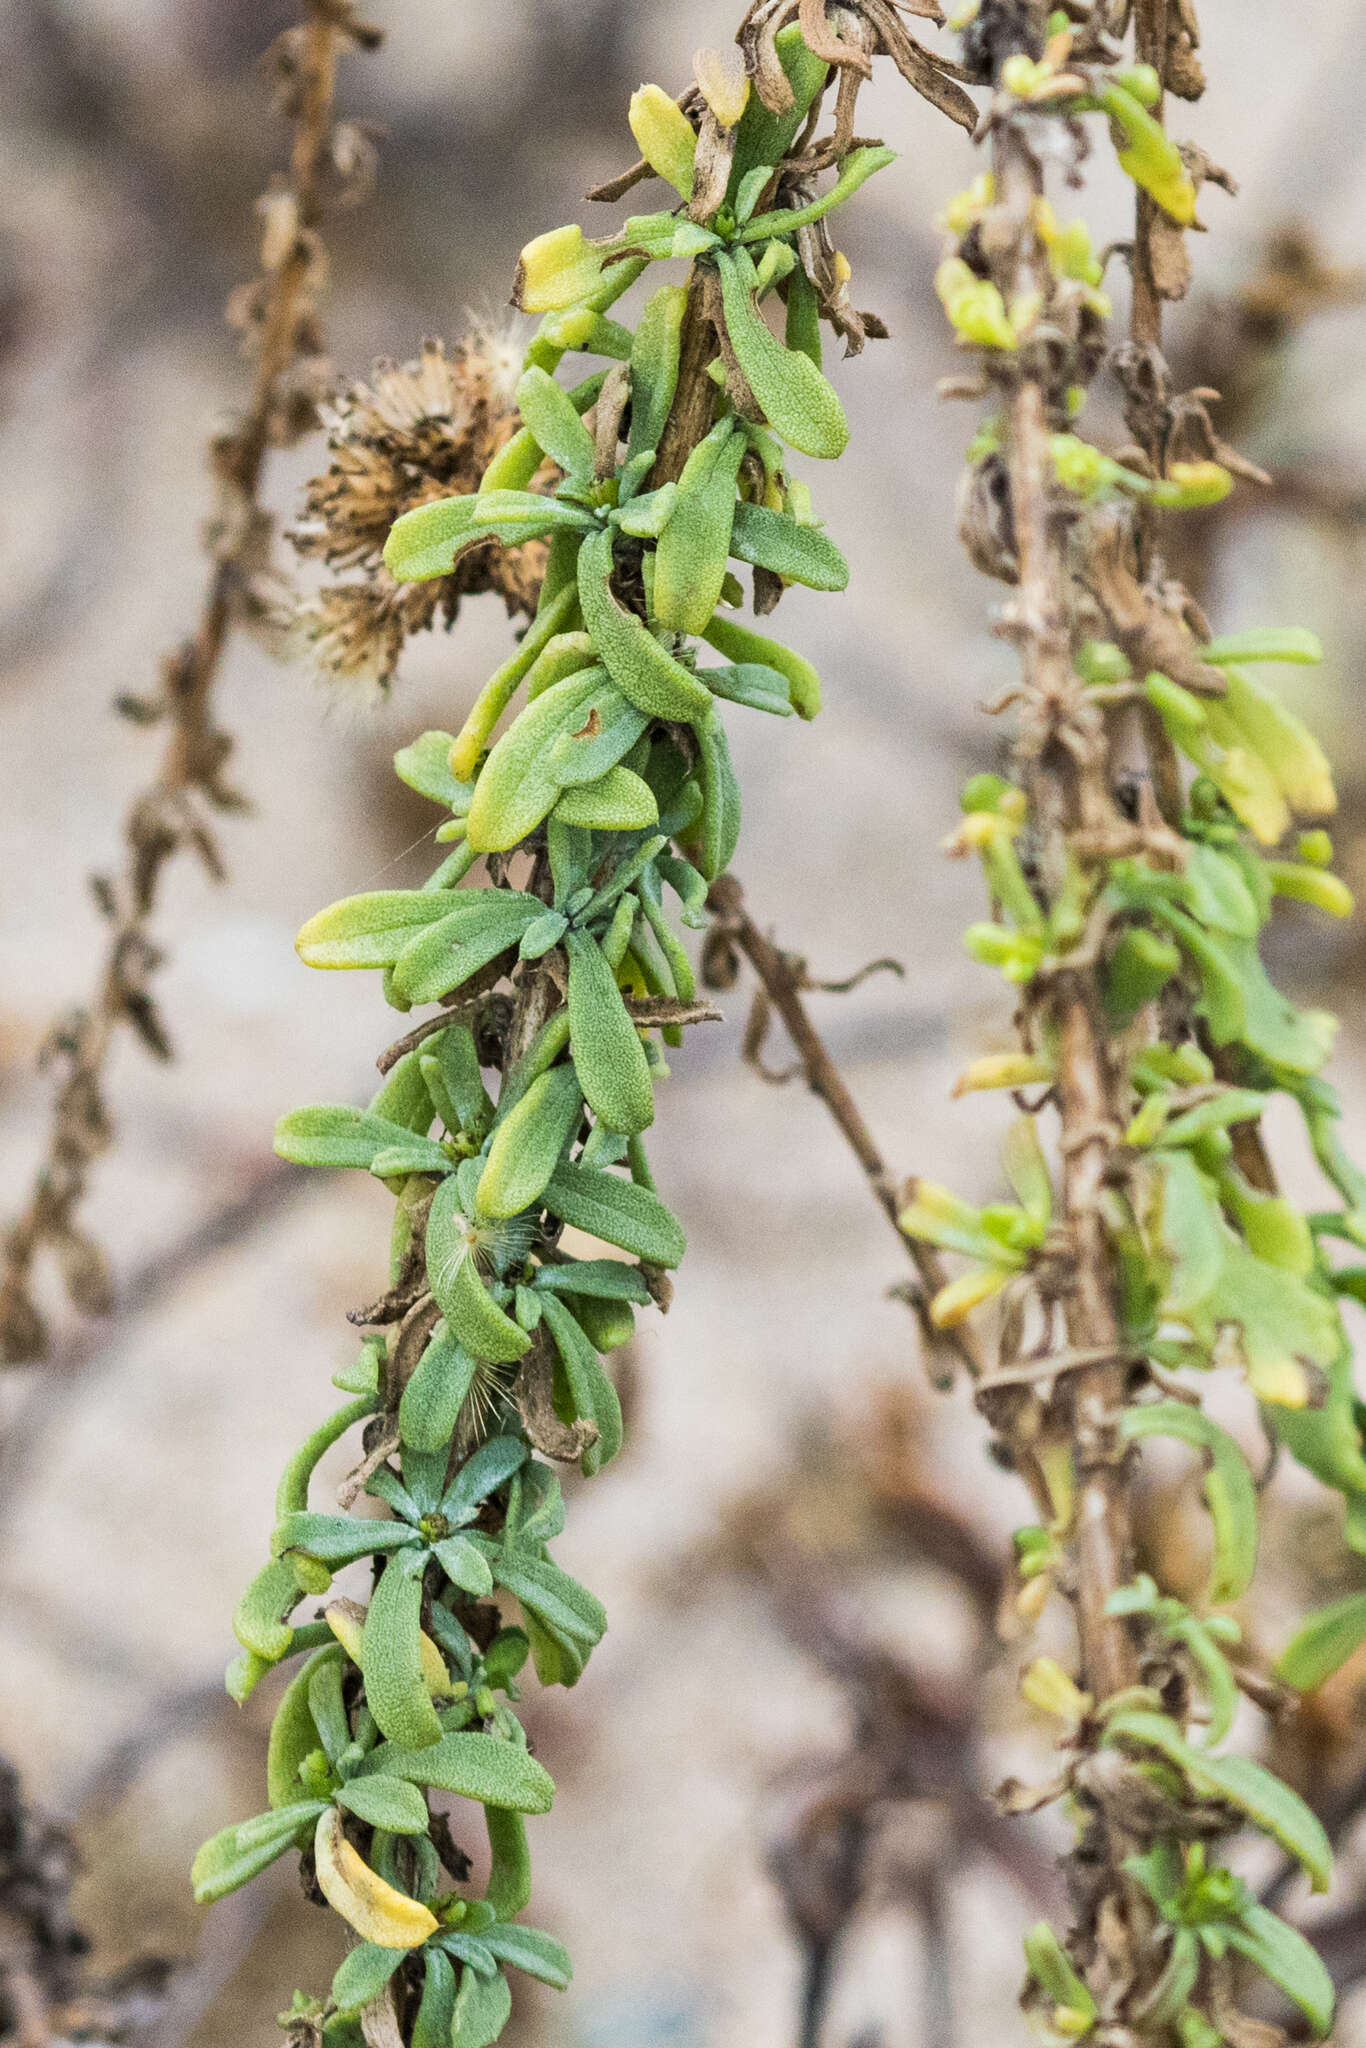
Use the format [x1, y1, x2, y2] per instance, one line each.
[0, 0, 379, 1365]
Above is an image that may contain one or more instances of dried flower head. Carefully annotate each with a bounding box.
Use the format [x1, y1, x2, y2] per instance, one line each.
[284, 331, 539, 694]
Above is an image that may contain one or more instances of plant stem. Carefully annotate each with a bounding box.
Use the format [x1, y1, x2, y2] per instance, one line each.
[0, 0, 371, 1366]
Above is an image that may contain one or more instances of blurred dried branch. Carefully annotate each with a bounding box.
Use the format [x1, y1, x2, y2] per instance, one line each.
[0, 0, 379, 1365]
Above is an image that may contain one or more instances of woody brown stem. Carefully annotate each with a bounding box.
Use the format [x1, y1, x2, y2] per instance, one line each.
[706, 873, 986, 1380]
[0, 2, 369, 1365]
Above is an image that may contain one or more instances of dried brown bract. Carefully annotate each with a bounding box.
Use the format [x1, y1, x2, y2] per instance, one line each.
[283, 334, 540, 695]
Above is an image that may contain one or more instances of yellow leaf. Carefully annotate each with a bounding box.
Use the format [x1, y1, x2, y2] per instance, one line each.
[930, 1264, 1012, 1327]
[314, 1810, 439, 1949]
[628, 85, 698, 201]
[693, 45, 749, 127]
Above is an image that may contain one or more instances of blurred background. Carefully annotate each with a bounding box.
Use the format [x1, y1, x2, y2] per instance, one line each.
[5, 2, 1366, 2044]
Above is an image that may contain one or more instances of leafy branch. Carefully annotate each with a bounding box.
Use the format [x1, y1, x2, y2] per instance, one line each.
[901, 2, 1364, 2038]
[192, 15, 978, 2048]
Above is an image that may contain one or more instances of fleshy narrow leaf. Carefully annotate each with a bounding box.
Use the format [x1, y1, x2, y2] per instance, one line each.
[390, 893, 546, 1005]
[577, 527, 713, 721]
[313, 1808, 440, 1948]
[363, 1556, 444, 1750]
[1276, 1589, 1366, 1692]
[384, 490, 592, 584]
[296, 892, 455, 972]
[715, 247, 848, 459]
[362, 1732, 555, 1814]
[331, 1942, 407, 2016]
[1104, 1711, 1332, 1890]
[465, 669, 605, 853]
[553, 765, 659, 831]
[191, 1801, 326, 1904]
[514, 367, 597, 480]
[728, 501, 849, 590]
[542, 1160, 685, 1266]
[399, 1323, 480, 1454]
[450, 1962, 512, 2048]
[566, 931, 655, 1136]
[426, 1179, 532, 1363]
[653, 419, 747, 634]
[477, 1065, 584, 1220]
[538, 1291, 623, 1474]
[335, 1775, 431, 1836]
[1121, 1401, 1259, 1604]
[1222, 1907, 1335, 2038]
[479, 1923, 573, 1991]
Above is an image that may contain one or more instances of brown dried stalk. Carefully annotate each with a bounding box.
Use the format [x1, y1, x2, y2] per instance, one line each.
[0, 0, 379, 1366]
[704, 873, 986, 1381]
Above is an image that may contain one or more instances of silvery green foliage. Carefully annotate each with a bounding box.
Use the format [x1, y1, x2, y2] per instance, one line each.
[197, 26, 883, 2046]
[903, 18, 1363, 2044]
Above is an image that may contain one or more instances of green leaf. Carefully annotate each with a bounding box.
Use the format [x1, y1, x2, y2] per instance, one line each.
[369, 1136, 456, 1180]
[514, 367, 596, 480]
[701, 661, 792, 716]
[426, 1185, 531, 1361]
[545, 676, 650, 787]
[565, 930, 654, 1136]
[336, 1776, 431, 1836]
[440, 1436, 528, 1526]
[478, 1065, 584, 1220]
[728, 24, 828, 195]
[433, 1534, 495, 1597]
[391, 893, 546, 1005]
[1021, 1923, 1096, 2020]
[412, 1950, 458, 2048]
[1103, 1711, 1333, 1889]
[737, 144, 897, 242]
[653, 419, 747, 634]
[533, 1259, 651, 1305]
[494, 1555, 606, 1684]
[365, 1732, 555, 1814]
[395, 731, 476, 813]
[308, 1655, 352, 1765]
[296, 892, 456, 972]
[1201, 630, 1323, 667]
[397, 1322, 480, 1454]
[267, 1646, 341, 1807]
[1122, 1402, 1258, 1605]
[625, 285, 688, 475]
[553, 765, 659, 831]
[191, 1801, 326, 1903]
[703, 611, 821, 719]
[480, 1923, 573, 1991]
[276, 1399, 377, 1519]
[1152, 1150, 1226, 1318]
[273, 1513, 416, 1569]
[577, 527, 712, 721]
[274, 1105, 431, 1173]
[694, 712, 741, 881]
[543, 1160, 685, 1266]
[538, 1292, 623, 1474]
[1276, 1589, 1366, 1691]
[363, 1556, 444, 1751]
[233, 1556, 303, 1661]
[384, 490, 592, 583]
[450, 1963, 512, 2048]
[483, 1810, 532, 1920]
[425, 1026, 494, 1139]
[728, 500, 849, 589]
[1222, 1905, 1335, 2038]
[715, 247, 848, 460]
[331, 1944, 406, 2018]
[465, 668, 605, 852]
